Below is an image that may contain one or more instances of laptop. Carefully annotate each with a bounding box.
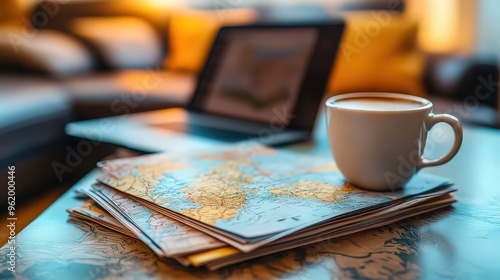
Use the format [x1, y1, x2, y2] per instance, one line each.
[66, 21, 345, 153]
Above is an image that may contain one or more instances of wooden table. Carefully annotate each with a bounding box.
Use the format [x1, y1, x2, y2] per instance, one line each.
[1, 116, 499, 279]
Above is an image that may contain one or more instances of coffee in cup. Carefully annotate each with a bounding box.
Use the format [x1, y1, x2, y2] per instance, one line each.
[325, 92, 462, 191]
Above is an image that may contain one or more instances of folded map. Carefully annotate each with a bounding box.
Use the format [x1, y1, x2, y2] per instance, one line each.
[67, 145, 456, 269]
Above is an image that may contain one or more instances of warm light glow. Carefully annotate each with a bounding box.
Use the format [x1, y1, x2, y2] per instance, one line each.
[129, 0, 184, 8]
[145, 0, 179, 5]
[418, 0, 459, 53]
[412, 0, 478, 54]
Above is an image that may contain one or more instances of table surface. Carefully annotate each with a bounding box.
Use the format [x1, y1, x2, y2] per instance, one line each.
[1, 114, 500, 279]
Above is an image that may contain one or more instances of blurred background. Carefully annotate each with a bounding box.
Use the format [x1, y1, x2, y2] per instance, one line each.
[0, 0, 499, 233]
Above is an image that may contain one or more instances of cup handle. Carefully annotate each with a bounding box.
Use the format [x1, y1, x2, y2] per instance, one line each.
[417, 113, 463, 171]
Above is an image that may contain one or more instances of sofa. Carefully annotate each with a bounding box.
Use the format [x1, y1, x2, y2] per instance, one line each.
[0, 10, 197, 203]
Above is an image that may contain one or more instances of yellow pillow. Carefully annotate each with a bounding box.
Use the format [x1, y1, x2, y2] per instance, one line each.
[0, 0, 21, 25]
[164, 9, 425, 96]
[165, 8, 257, 72]
[328, 12, 426, 97]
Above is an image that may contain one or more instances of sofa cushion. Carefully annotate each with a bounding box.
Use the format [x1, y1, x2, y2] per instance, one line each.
[69, 17, 164, 70]
[424, 55, 499, 108]
[328, 11, 426, 97]
[165, 8, 257, 72]
[0, 28, 95, 76]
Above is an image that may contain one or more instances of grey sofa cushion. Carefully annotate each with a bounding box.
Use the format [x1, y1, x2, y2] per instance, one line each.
[69, 16, 164, 70]
[0, 28, 95, 76]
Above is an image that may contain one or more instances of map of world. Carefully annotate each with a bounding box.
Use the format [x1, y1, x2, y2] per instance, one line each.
[98, 145, 449, 240]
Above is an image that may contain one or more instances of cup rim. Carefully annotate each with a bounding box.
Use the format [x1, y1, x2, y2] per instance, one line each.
[325, 92, 432, 113]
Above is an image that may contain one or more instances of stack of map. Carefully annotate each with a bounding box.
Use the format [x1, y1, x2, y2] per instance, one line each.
[68, 145, 456, 270]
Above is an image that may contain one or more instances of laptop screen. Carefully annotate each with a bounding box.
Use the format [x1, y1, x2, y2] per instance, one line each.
[200, 28, 319, 125]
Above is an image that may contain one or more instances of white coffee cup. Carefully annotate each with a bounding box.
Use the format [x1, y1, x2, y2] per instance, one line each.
[325, 92, 463, 191]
